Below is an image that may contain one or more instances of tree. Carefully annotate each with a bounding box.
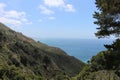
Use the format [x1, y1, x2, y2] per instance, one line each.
[93, 0, 120, 71]
[93, 0, 120, 38]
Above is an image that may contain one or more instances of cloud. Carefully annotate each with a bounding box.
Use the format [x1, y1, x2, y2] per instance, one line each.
[0, 3, 32, 26]
[38, 16, 55, 22]
[48, 16, 55, 20]
[38, 19, 43, 22]
[38, 0, 75, 21]
[0, 3, 6, 9]
[44, 0, 64, 7]
[4, 10, 26, 19]
[42, 0, 76, 12]
[64, 4, 75, 12]
[0, 17, 22, 26]
[39, 5, 54, 15]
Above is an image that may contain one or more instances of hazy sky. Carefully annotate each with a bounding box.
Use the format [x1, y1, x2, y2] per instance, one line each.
[0, 0, 98, 39]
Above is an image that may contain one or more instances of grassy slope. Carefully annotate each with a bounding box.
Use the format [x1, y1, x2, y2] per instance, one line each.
[0, 23, 85, 80]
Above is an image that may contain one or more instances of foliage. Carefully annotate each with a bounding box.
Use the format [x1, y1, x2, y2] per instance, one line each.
[0, 65, 25, 80]
[76, 39, 120, 80]
[0, 23, 85, 80]
[75, 0, 120, 79]
[94, 0, 120, 38]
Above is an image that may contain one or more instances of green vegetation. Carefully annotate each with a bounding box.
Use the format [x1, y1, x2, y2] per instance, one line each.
[94, 0, 120, 38]
[0, 23, 85, 80]
[75, 0, 120, 80]
[0, 0, 120, 80]
[75, 43, 120, 80]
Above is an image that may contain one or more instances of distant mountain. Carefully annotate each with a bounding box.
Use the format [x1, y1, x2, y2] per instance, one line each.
[0, 23, 85, 80]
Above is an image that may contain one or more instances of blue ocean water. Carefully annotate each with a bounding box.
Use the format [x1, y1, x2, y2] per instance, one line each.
[39, 39, 113, 62]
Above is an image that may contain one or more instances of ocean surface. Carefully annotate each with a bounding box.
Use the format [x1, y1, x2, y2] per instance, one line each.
[39, 39, 113, 62]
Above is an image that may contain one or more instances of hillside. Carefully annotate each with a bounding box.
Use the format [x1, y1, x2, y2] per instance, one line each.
[74, 39, 120, 80]
[0, 23, 85, 80]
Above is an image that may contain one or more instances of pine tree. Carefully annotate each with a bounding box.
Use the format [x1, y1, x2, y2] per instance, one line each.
[93, 0, 120, 38]
[93, 0, 120, 71]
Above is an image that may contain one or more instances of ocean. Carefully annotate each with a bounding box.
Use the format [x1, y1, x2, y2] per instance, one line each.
[39, 39, 113, 62]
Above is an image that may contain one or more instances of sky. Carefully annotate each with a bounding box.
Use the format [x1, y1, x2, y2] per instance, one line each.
[0, 0, 98, 39]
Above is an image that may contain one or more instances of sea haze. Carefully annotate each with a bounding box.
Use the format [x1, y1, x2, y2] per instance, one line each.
[39, 39, 113, 62]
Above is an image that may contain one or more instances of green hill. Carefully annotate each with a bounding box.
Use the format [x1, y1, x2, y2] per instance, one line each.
[74, 39, 120, 80]
[0, 23, 85, 80]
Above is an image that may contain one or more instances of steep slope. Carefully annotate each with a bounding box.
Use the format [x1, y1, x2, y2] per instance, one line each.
[75, 39, 120, 80]
[0, 23, 85, 80]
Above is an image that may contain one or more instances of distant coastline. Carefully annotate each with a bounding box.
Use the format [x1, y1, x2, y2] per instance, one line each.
[38, 38, 113, 62]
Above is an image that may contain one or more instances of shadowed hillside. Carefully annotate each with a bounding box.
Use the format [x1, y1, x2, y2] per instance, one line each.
[0, 23, 85, 80]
